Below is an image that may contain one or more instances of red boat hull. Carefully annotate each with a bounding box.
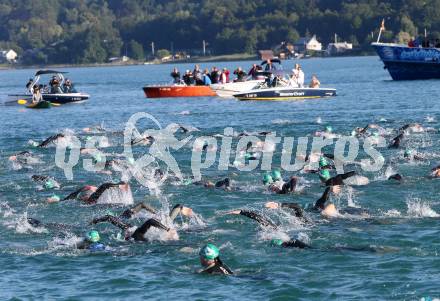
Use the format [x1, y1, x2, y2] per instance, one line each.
[143, 85, 216, 98]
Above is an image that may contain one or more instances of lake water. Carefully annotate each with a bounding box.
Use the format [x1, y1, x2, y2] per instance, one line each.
[1, 57, 440, 300]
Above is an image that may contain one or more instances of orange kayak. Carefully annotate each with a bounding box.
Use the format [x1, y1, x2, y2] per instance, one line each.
[143, 85, 216, 98]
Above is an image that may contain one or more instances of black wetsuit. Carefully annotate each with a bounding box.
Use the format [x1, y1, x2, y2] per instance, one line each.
[201, 258, 233, 275]
[62, 182, 126, 204]
[389, 133, 403, 148]
[92, 215, 169, 241]
[92, 203, 187, 241]
[388, 174, 402, 181]
[279, 239, 310, 249]
[269, 177, 298, 194]
[238, 210, 277, 228]
[325, 171, 356, 186]
[38, 133, 65, 147]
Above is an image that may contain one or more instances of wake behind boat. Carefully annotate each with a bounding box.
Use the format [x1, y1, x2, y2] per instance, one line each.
[9, 70, 89, 104]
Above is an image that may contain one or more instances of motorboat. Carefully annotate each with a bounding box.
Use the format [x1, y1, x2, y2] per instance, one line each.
[9, 70, 89, 104]
[233, 79, 336, 101]
[143, 84, 216, 98]
[211, 80, 264, 98]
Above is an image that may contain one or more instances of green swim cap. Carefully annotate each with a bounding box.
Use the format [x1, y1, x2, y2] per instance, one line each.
[263, 173, 273, 185]
[51, 194, 60, 201]
[320, 169, 331, 181]
[319, 156, 328, 167]
[86, 136, 92, 141]
[44, 180, 54, 189]
[94, 153, 103, 163]
[183, 179, 193, 186]
[86, 230, 100, 243]
[404, 149, 412, 157]
[270, 238, 284, 246]
[105, 210, 115, 217]
[32, 141, 39, 147]
[325, 126, 332, 133]
[244, 153, 251, 160]
[271, 169, 282, 181]
[199, 243, 219, 260]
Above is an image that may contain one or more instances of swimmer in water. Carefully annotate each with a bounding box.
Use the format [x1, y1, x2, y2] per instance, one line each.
[31, 175, 60, 189]
[388, 133, 404, 148]
[263, 170, 298, 194]
[388, 174, 403, 181]
[37, 133, 66, 147]
[188, 177, 232, 190]
[76, 230, 105, 251]
[199, 243, 233, 275]
[319, 169, 356, 186]
[403, 149, 425, 161]
[429, 165, 440, 178]
[53, 182, 129, 204]
[91, 204, 193, 241]
[313, 186, 369, 217]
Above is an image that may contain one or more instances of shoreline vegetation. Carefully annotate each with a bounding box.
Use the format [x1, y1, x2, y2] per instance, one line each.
[0, 52, 375, 71]
[0, 1, 436, 67]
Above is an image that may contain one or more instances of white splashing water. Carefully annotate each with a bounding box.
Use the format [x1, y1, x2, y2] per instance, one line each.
[316, 117, 322, 124]
[406, 198, 439, 218]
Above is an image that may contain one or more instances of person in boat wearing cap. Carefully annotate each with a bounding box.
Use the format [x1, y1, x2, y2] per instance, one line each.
[49, 75, 62, 93]
[170, 68, 181, 84]
[199, 243, 233, 275]
[182, 70, 194, 85]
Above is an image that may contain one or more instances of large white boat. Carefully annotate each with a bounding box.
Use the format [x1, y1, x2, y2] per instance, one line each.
[211, 80, 264, 98]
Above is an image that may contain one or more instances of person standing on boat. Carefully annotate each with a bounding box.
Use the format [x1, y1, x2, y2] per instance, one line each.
[63, 79, 76, 93]
[292, 64, 305, 87]
[233, 67, 246, 82]
[309, 75, 320, 88]
[49, 75, 62, 93]
[220, 68, 230, 84]
[26, 78, 34, 91]
[248, 64, 259, 79]
[210, 67, 220, 84]
[182, 70, 194, 85]
[265, 59, 276, 71]
[32, 85, 42, 104]
[203, 69, 212, 85]
[170, 68, 181, 84]
[193, 65, 203, 85]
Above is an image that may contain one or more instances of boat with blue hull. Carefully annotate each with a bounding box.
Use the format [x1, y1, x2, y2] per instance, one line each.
[371, 42, 440, 80]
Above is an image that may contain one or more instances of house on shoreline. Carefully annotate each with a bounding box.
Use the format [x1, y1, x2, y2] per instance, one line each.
[294, 35, 322, 53]
[0, 49, 18, 63]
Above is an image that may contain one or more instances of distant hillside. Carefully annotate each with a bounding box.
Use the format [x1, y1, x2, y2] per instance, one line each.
[0, 0, 438, 64]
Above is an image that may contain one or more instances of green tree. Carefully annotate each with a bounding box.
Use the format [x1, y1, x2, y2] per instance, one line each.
[156, 49, 170, 59]
[129, 40, 144, 60]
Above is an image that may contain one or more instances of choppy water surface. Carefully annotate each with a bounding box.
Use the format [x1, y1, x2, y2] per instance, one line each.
[1, 57, 440, 300]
